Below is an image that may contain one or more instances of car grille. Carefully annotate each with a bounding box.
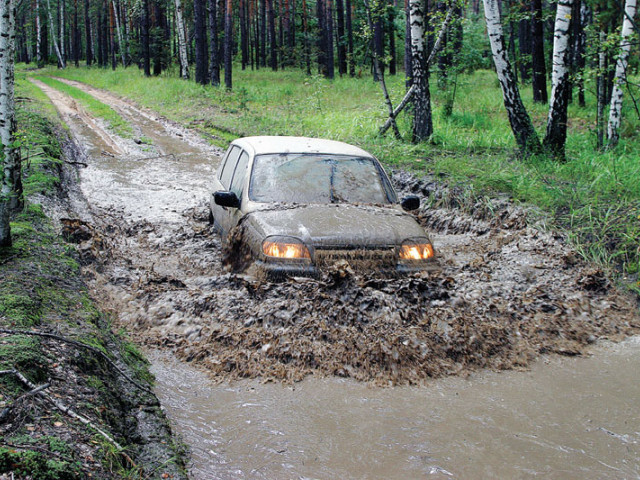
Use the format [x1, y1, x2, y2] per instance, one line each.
[314, 247, 397, 271]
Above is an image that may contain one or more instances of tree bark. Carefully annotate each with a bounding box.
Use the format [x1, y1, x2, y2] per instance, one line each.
[224, 0, 233, 88]
[174, 0, 189, 78]
[483, 0, 540, 153]
[302, 0, 311, 74]
[409, 0, 432, 142]
[209, 0, 220, 85]
[336, 0, 346, 75]
[606, 0, 637, 148]
[46, 0, 66, 67]
[325, 0, 334, 78]
[346, 0, 354, 76]
[543, 0, 574, 160]
[59, 0, 66, 65]
[36, 0, 43, 66]
[596, 29, 606, 149]
[1, 0, 19, 246]
[518, 3, 531, 82]
[268, 0, 277, 70]
[530, 0, 547, 103]
[194, 0, 208, 83]
[111, 0, 125, 66]
[141, 0, 150, 75]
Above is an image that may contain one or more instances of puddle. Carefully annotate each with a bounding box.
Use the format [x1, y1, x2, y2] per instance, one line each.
[149, 336, 640, 479]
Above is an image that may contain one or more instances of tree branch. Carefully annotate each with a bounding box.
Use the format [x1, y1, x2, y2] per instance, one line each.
[379, 6, 454, 135]
[0, 328, 154, 396]
[11, 368, 123, 450]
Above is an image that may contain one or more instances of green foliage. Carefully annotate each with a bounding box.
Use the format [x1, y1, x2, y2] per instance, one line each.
[0, 447, 82, 480]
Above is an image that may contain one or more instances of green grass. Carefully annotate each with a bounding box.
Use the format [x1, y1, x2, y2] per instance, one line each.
[24, 64, 640, 290]
[33, 75, 132, 138]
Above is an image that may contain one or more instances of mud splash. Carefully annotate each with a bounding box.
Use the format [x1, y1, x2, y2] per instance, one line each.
[33, 78, 640, 387]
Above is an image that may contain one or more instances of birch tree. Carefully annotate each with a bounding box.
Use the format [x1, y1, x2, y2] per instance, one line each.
[174, 0, 189, 78]
[483, 0, 540, 153]
[46, 0, 66, 67]
[409, 0, 432, 142]
[606, 0, 638, 148]
[1, 0, 18, 247]
[111, 0, 126, 66]
[543, 0, 574, 160]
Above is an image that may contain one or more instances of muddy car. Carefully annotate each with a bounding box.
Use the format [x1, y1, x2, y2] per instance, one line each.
[209, 136, 437, 277]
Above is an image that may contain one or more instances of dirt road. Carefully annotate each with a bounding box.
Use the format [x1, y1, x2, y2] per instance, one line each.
[33, 76, 639, 386]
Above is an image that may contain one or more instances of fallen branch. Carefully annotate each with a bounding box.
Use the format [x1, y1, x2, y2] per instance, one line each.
[379, 6, 455, 136]
[12, 368, 123, 450]
[0, 380, 51, 422]
[1, 442, 75, 462]
[0, 328, 155, 396]
[65, 160, 89, 167]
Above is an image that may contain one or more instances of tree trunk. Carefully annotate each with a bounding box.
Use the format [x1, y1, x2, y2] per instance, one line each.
[302, 0, 311, 74]
[404, 0, 411, 86]
[36, 0, 43, 66]
[47, 0, 66, 67]
[240, 0, 248, 69]
[268, 0, 277, 70]
[109, 1, 116, 69]
[112, 0, 126, 66]
[260, 0, 266, 66]
[194, 0, 208, 83]
[325, 0, 334, 78]
[596, 29, 606, 149]
[209, 0, 220, 85]
[483, 0, 540, 153]
[73, 0, 79, 66]
[388, 2, 396, 75]
[530, 0, 547, 102]
[518, 3, 531, 82]
[224, 0, 233, 88]
[543, 0, 574, 160]
[59, 0, 66, 65]
[606, 0, 637, 148]
[84, 0, 91, 65]
[317, 0, 325, 74]
[409, 0, 432, 142]
[141, 0, 150, 75]
[346, 0, 354, 76]
[174, 0, 189, 78]
[336, 0, 346, 75]
[0, 0, 19, 246]
[373, 4, 384, 80]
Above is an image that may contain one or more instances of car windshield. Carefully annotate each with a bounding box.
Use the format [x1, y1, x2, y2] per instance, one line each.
[249, 154, 394, 204]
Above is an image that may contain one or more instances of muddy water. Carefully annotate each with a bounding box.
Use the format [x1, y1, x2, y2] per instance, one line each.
[32, 79, 640, 479]
[149, 337, 640, 479]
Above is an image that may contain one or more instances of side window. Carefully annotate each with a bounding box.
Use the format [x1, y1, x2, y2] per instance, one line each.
[230, 151, 250, 198]
[219, 146, 241, 188]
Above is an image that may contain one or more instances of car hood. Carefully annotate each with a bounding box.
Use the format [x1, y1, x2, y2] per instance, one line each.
[246, 204, 428, 247]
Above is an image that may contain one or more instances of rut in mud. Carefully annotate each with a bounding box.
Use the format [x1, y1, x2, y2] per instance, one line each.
[36, 78, 640, 385]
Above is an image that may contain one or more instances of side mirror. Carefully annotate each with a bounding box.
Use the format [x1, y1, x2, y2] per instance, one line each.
[214, 191, 241, 209]
[401, 195, 420, 211]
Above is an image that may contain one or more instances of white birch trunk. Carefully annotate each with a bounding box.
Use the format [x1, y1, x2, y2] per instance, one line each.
[0, 0, 18, 246]
[606, 0, 638, 148]
[46, 0, 66, 67]
[483, 0, 540, 152]
[409, 0, 432, 141]
[543, 0, 574, 159]
[35, 0, 42, 64]
[111, 0, 126, 66]
[59, 0, 65, 63]
[174, 0, 189, 79]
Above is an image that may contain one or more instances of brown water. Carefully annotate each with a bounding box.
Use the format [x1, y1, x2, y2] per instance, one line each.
[150, 338, 640, 479]
[33, 78, 640, 480]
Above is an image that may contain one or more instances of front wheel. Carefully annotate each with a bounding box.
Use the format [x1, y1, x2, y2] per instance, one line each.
[208, 208, 214, 226]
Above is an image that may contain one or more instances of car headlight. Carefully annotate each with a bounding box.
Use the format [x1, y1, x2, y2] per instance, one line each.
[262, 236, 311, 259]
[399, 239, 435, 261]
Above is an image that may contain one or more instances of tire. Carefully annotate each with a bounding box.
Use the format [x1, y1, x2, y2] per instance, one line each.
[208, 208, 214, 226]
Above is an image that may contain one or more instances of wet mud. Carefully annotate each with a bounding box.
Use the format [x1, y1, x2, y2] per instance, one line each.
[33, 78, 640, 388]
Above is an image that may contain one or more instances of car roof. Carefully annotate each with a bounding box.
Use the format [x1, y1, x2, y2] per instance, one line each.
[231, 136, 376, 158]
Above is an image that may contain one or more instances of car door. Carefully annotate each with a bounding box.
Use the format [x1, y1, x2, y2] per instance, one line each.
[212, 145, 241, 234]
[223, 149, 250, 232]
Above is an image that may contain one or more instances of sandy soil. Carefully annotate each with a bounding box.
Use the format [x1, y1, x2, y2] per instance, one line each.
[35, 78, 640, 386]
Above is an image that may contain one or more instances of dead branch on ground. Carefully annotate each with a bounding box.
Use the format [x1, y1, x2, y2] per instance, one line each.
[0, 328, 154, 395]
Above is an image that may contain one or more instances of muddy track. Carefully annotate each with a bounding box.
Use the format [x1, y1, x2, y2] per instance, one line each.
[34, 78, 640, 386]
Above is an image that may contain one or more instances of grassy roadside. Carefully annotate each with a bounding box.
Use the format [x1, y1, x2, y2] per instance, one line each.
[33, 75, 133, 138]
[28, 64, 640, 294]
[1, 77, 187, 479]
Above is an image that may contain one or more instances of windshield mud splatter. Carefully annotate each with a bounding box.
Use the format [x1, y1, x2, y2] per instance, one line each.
[33, 77, 639, 387]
